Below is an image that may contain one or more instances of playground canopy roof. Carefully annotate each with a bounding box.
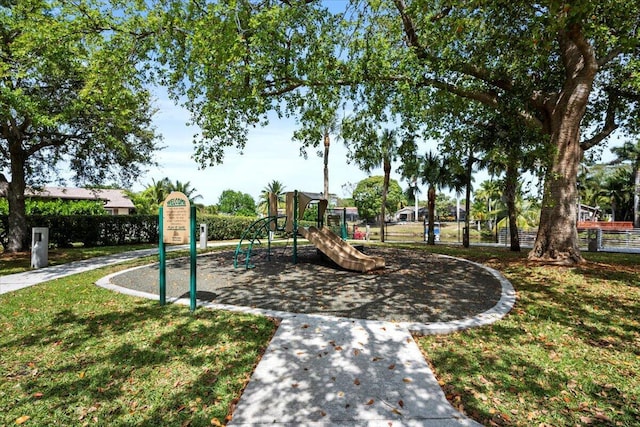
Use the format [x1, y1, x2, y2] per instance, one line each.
[285, 191, 328, 232]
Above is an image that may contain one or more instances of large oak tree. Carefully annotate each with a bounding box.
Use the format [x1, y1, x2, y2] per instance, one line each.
[0, 0, 160, 251]
[153, 0, 639, 264]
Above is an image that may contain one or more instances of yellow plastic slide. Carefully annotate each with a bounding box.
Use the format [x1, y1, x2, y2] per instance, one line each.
[298, 226, 385, 273]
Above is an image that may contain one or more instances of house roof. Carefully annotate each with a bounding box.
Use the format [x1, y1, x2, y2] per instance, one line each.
[18, 186, 134, 210]
[395, 207, 417, 214]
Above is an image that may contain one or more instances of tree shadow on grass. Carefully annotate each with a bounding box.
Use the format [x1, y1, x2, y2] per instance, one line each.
[419, 260, 640, 426]
[1, 297, 276, 426]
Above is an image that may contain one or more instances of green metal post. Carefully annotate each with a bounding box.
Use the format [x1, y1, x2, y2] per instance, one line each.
[159, 206, 166, 305]
[190, 205, 197, 312]
[293, 190, 298, 264]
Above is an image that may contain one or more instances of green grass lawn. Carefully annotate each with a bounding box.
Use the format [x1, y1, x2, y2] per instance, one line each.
[0, 265, 276, 426]
[410, 244, 640, 426]
[2, 243, 638, 426]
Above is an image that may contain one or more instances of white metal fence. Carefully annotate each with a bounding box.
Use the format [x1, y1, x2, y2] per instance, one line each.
[498, 227, 640, 253]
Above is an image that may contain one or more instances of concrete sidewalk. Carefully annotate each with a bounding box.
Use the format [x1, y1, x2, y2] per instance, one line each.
[227, 315, 482, 426]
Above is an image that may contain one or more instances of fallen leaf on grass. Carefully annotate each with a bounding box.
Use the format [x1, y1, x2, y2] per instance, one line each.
[210, 417, 223, 426]
[15, 416, 30, 424]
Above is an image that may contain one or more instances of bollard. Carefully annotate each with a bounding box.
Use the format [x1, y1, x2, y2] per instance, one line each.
[31, 227, 49, 268]
[199, 223, 208, 249]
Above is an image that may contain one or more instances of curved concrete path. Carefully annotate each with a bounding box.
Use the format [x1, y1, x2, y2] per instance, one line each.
[2, 245, 516, 426]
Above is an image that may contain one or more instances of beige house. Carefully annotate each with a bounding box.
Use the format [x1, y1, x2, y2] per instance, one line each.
[24, 186, 135, 215]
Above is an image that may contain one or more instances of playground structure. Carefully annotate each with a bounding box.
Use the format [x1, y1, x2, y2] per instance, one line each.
[234, 191, 384, 272]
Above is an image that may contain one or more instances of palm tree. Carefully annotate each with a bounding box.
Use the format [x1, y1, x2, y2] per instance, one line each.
[258, 180, 287, 215]
[323, 129, 330, 200]
[403, 178, 422, 221]
[474, 179, 502, 231]
[144, 177, 171, 205]
[578, 163, 611, 215]
[378, 129, 397, 242]
[599, 168, 633, 221]
[419, 151, 452, 245]
[168, 179, 203, 204]
[610, 140, 640, 227]
[345, 127, 399, 242]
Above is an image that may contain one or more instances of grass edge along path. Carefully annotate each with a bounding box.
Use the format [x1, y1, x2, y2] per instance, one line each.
[0, 264, 277, 427]
[409, 244, 639, 427]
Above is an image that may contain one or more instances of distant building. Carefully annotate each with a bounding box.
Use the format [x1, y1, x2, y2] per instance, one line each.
[1, 186, 135, 215]
[332, 207, 359, 222]
[394, 207, 420, 222]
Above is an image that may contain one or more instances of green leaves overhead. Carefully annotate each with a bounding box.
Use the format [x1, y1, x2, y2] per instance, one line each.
[154, 0, 347, 165]
[0, 0, 159, 185]
[1, 0, 161, 250]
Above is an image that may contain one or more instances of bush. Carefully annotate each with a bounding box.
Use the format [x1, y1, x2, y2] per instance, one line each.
[0, 213, 302, 250]
[0, 215, 159, 249]
[198, 215, 258, 241]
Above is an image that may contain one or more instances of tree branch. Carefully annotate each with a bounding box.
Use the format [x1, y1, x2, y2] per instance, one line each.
[416, 76, 543, 129]
[392, 0, 514, 93]
[580, 90, 618, 151]
[24, 133, 77, 157]
[598, 47, 623, 67]
[393, 0, 423, 52]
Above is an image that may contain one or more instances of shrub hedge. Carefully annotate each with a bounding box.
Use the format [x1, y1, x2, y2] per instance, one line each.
[0, 214, 284, 249]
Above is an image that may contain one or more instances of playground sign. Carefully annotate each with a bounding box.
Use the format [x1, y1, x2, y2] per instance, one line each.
[162, 191, 191, 244]
[159, 191, 197, 312]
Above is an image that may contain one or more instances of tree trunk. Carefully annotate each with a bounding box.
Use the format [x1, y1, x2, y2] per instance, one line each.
[504, 161, 521, 252]
[529, 124, 585, 263]
[380, 157, 391, 242]
[6, 144, 28, 252]
[427, 184, 435, 245]
[528, 26, 598, 264]
[528, 107, 586, 264]
[610, 197, 616, 222]
[323, 130, 330, 200]
[634, 168, 640, 228]
[463, 146, 472, 248]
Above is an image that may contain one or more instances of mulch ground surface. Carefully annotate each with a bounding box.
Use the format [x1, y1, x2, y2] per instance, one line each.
[109, 246, 503, 324]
